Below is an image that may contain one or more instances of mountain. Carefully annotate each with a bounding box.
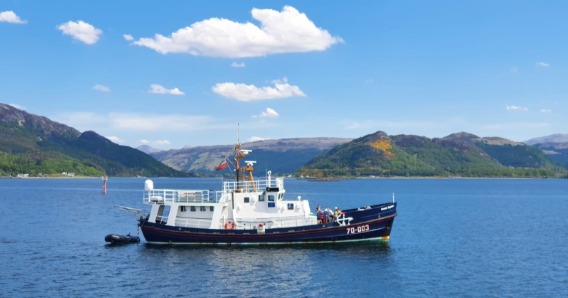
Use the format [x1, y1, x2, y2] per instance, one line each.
[300, 131, 562, 178]
[137, 145, 163, 154]
[524, 133, 568, 169]
[524, 134, 568, 146]
[0, 103, 186, 177]
[151, 137, 352, 175]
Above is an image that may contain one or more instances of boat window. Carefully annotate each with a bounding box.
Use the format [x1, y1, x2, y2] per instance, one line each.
[278, 194, 284, 200]
[181, 206, 187, 212]
[268, 202, 276, 208]
[244, 197, 250, 203]
[268, 195, 275, 202]
[258, 195, 265, 202]
[200, 206, 206, 212]
[287, 203, 294, 210]
[210, 206, 214, 212]
[190, 206, 196, 212]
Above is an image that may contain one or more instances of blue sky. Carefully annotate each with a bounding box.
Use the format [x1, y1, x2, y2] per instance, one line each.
[1, 1, 566, 149]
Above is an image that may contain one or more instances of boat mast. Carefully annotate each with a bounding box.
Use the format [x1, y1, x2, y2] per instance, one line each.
[233, 123, 254, 190]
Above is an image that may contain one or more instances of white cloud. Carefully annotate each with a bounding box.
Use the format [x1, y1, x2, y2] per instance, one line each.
[55, 112, 220, 133]
[540, 108, 552, 113]
[248, 136, 266, 142]
[148, 84, 185, 95]
[56, 112, 106, 129]
[123, 34, 134, 41]
[139, 139, 170, 146]
[57, 20, 102, 45]
[132, 6, 342, 58]
[93, 84, 111, 92]
[506, 105, 528, 112]
[212, 78, 305, 101]
[106, 136, 125, 144]
[154, 140, 171, 145]
[231, 62, 246, 68]
[536, 62, 550, 68]
[108, 113, 212, 131]
[0, 11, 27, 24]
[253, 107, 279, 118]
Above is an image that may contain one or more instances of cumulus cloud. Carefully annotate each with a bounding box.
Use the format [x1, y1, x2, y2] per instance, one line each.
[93, 84, 111, 92]
[106, 136, 125, 144]
[540, 108, 552, 113]
[131, 6, 342, 58]
[57, 20, 102, 45]
[212, 78, 305, 101]
[536, 62, 550, 68]
[231, 62, 246, 68]
[0, 11, 27, 24]
[123, 34, 134, 41]
[148, 84, 185, 95]
[506, 105, 528, 112]
[253, 107, 279, 119]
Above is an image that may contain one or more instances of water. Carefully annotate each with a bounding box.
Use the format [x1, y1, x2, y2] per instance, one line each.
[0, 177, 566, 297]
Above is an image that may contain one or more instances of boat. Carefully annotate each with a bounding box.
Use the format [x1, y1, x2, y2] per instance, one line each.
[104, 233, 140, 245]
[137, 140, 397, 245]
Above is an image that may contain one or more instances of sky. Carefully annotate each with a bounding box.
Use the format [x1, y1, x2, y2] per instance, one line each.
[1, 1, 567, 149]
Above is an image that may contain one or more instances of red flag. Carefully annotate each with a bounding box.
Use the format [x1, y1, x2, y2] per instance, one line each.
[215, 160, 228, 171]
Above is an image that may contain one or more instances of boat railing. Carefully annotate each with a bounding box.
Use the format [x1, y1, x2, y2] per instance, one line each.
[144, 189, 215, 204]
[232, 215, 317, 229]
[335, 213, 354, 226]
[223, 177, 283, 193]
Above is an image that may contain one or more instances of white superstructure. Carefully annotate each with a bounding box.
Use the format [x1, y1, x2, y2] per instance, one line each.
[144, 169, 318, 231]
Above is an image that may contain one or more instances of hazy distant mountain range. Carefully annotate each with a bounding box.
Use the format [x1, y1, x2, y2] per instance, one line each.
[1, 102, 567, 178]
[147, 138, 351, 176]
[524, 134, 568, 169]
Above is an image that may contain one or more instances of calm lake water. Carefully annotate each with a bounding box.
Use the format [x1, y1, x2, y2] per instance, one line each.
[0, 177, 566, 297]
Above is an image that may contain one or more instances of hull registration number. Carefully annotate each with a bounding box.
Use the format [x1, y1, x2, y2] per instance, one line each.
[346, 224, 370, 234]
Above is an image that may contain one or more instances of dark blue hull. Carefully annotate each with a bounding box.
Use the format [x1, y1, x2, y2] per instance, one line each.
[139, 202, 396, 245]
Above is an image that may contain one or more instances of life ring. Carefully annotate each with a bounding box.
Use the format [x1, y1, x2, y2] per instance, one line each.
[224, 220, 235, 230]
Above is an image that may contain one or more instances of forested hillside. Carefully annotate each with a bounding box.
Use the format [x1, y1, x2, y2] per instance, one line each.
[0, 103, 186, 177]
[300, 131, 563, 178]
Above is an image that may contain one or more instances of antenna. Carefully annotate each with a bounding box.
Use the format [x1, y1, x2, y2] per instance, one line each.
[237, 122, 240, 145]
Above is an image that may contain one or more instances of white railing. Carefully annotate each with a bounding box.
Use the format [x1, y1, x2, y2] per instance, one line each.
[144, 177, 285, 205]
[232, 215, 317, 230]
[223, 177, 283, 193]
[143, 189, 215, 204]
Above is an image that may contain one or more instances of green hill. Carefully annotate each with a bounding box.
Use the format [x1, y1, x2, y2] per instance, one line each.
[0, 103, 186, 177]
[300, 131, 562, 178]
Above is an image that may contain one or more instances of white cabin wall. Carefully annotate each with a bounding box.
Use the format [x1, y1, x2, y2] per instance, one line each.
[166, 204, 179, 226]
[209, 193, 231, 229]
[148, 204, 162, 223]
